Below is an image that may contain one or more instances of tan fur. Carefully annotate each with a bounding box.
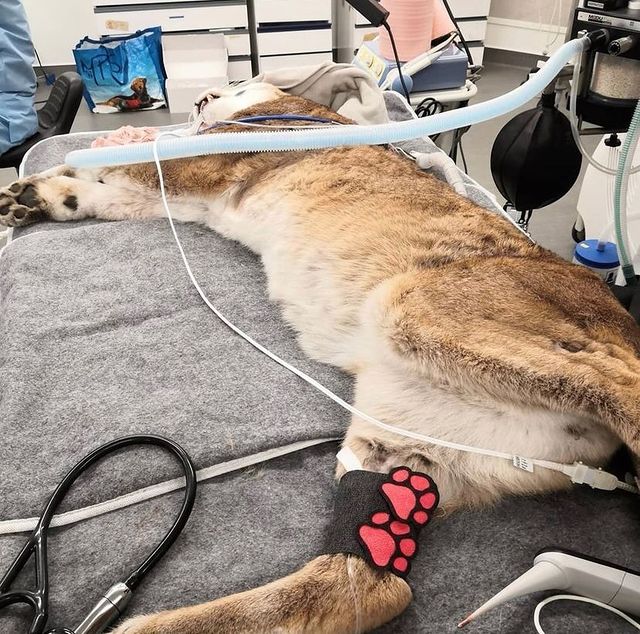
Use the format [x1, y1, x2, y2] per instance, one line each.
[1, 84, 638, 633]
[116, 556, 411, 634]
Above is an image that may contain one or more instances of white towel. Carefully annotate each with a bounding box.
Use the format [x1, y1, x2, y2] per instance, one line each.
[246, 61, 390, 125]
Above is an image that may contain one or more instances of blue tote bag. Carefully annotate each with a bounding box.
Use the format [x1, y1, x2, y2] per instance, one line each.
[73, 27, 166, 113]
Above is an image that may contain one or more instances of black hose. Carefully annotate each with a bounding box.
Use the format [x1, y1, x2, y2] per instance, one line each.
[383, 21, 412, 103]
[35, 435, 197, 590]
[440, 0, 474, 66]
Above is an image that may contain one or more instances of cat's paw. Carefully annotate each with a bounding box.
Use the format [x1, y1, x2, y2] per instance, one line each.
[357, 467, 439, 577]
[0, 180, 47, 227]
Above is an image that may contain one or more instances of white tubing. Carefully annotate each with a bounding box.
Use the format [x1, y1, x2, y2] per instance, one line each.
[413, 151, 467, 195]
[598, 212, 640, 247]
[65, 38, 590, 169]
[534, 595, 640, 634]
[0, 437, 339, 535]
[615, 99, 640, 282]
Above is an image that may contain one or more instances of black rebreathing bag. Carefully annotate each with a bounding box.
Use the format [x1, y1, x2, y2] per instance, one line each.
[491, 93, 583, 211]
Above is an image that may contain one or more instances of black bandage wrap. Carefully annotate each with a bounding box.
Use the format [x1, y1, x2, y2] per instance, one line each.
[323, 467, 439, 578]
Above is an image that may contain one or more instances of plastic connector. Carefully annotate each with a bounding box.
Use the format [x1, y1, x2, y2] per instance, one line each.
[609, 35, 638, 56]
[563, 463, 619, 491]
[585, 28, 611, 51]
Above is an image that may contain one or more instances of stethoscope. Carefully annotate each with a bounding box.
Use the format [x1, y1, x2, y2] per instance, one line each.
[0, 435, 197, 634]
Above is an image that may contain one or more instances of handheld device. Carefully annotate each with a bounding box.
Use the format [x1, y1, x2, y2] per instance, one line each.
[459, 548, 640, 627]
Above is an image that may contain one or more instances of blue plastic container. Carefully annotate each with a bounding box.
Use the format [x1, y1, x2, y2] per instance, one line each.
[573, 239, 620, 283]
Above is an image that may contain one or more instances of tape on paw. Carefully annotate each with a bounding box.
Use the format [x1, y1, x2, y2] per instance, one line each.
[323, 467, 439, 577]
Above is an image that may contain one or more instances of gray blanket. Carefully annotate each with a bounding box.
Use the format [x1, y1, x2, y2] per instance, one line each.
[1, 94, 638, 634]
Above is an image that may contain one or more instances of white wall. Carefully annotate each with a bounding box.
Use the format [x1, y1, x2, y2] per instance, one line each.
[22, 0, 97, 66]
[24, 0, 578, 63]
[486, 0, 578, 56]
[490, 0, 575, 24]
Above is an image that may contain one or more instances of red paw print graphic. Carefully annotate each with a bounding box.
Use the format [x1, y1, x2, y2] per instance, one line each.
[358, 512, 418, 575]
[381, 467, 438, 525]
[357, 468, 439, 577]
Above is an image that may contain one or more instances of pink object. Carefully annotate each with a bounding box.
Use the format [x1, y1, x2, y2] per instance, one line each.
[372, 512, 390, 524]
[390, 521, 411, 535]
[91, 125, 160, 148]
[432, 0, 456, 40]
[378, 0, 435, 62]
[399, 538, 416, 557]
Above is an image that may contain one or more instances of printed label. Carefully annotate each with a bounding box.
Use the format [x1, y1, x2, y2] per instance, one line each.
[513, 456, 534, 472]
[577, 11, 640, 33]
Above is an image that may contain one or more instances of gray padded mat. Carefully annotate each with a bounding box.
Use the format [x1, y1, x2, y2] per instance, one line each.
[0, 95, 638, 634]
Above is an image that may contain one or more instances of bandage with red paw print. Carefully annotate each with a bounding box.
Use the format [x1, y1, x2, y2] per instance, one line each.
[323, 466, 440, 579]
[357, 468, 439, 576]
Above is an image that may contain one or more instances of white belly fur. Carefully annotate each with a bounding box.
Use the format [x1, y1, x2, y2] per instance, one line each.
[206, 188, 622, 487]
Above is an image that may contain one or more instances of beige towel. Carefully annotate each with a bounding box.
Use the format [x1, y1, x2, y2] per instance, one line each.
[246, 61, 389, 125]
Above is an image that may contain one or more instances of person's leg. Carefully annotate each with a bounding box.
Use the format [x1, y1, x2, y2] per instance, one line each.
[0, 0, 38, 156]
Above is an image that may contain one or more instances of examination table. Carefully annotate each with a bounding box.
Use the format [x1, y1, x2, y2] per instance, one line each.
[1, 93, 639, 634]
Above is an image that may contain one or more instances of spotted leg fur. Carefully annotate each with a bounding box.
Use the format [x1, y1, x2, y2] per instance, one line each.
[0, 166, 208, 228]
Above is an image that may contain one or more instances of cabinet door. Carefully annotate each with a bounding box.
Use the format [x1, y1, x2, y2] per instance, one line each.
[254, 0, 332, 25]
[258, 27, 332, 56]
[259, 52, 333, 72]
[447, 0, 491, 19]
[95, 1, 248, 34]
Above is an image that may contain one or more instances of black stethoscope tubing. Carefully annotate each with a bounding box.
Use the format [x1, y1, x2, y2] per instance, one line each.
[0, 435, 197, 634]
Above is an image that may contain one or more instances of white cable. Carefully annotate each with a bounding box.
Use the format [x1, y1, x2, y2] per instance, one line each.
[534, 594, 640, 633]
[151, 131, 638, 496]
[0, 437, 338, 535]
[543, 0, 562, 54]
[346, 556, 362, 634]
[536, 0, 544, 37]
